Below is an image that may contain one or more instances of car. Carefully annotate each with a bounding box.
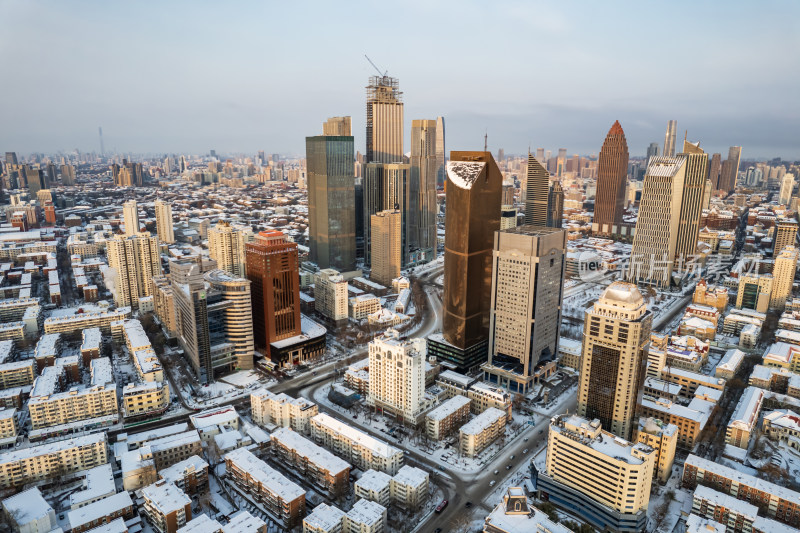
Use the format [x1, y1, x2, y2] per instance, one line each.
[493, 470, 499, 475]
[353, 414, 357, 418]
[524, 437, 529, 442]
[489, 480, 496, 487]
[435, 500, 448, 513]
[523, 448, 528, 454]
[510, 455, 515, 460]
[506, 465, 511, 470]
[465, 501, 473, 508]
[435, 529, 443, 533]
[539, 429, 544, 434]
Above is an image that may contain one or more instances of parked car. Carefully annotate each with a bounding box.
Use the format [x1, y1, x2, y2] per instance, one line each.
[435, 500, 449, 513]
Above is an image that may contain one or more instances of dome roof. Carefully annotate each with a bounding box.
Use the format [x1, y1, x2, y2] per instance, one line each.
[602, 281, 643, 306]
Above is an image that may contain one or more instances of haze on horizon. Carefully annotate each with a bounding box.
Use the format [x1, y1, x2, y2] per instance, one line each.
[1, 0, 798, 160]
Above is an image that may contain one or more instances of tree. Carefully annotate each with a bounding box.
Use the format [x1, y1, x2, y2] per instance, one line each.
[537, 502, 559, 523]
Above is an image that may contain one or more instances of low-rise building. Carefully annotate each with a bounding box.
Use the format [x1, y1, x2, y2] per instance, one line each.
[632, 417, 678, 483]
[715, 349, 745, 380]
[303, 503, 346, 533]
[189, 406, 240, 442]
[483, 487, 572, 533]
[390, 465, 428, 509]
[144, 430, 203, 470]
[250, 389, 318, 434]
[2, 488, 57, 533]
[459, 407, 507, 458]
[726, 387, 764, 449]
[44, 306, 132, 334]
[354, 469, 392, 507]
[557, 337, 582, 370]
[158, 455, 209, 495]
[68, 491, 134, 533]
[120, 448, 158, 491]
[762, 409, 800, 450]
[425, 395, 471, 440]
[142, 479, 192, 533]
[349, 295, 381, 320]
[310, 413, 403, 475]
[271, 427, 351, 497]
[343, 499, 386, 533]
[122, 381, 170, 420]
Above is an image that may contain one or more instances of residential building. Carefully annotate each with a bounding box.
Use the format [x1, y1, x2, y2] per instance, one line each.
[726, 387, 764, 449]
[208, 221, 249, 278]
[270, 427, 351, 497]
[774, 219, 798, 256]
[122, 381, 170, 420]
[250, 389, 318, 434]
[367, 329, 426, 423]
[123, 200, 140, 236]
[107, 232, 162, 309]
[158, 455, 209, 495]
[303, 503, 346, 533]
[343, 499, 386, 533]
[632, 417, 678, 483]
[2, 488, 57, 533]
[425, 395, 471, 440]
[459, 407, 507, 458]
[355, 469, 392, 506]
[310, 413, 403, 475]
[155, 199, 175, 244]
[370, 210, 401, 286]
[68, 492, 134, 533]
[770, 246, 798, 310]
[390, 465, 429, 509]
[204, 269, 254, 370]
[314, 269, 349, 325]
[142, 480, 192, 533]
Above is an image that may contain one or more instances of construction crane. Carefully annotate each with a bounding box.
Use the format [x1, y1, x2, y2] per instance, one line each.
[364, 55, 387, 77]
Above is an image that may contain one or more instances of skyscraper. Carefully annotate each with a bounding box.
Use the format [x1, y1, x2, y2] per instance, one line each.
[362, 162, 410, 267]
[60, 164, 76, 185]
[323, 116, 352, 136]
[646, 142, 659, 160]
[107, 232, 162, 309]
[779, 173, 795, 206]
[410, 119, 440, 263]
[547, 181, 564, 229]
[483, 226, 566, 393]
[708, 153, 722, 190]
[718, 146, 742, 194]
[773, 219, 798, 256]
[370, 210, 402, 286]
[435, 116, 446, 188]
[365, 76, 403, 164]
[663, 120, 677, 157]
[204, 269, 255, 371]
[523, 153, 549, 226]
[245, 230, 301, 358]
[627, 157, 688, 287]
[577, 282, 652, 440]
[367, 329, 427, 423]
[556, 148, 567, 177]
[675, 140, 709, 264]
[771, 246, 798, 311]
[432, 152, 502, 372]
[154, 199, 174, 244]
[363, 163, 385, 266]
[208, 221, 249, 278]
[593, 121, 630, 236]
[123, 200, 140, 236]
[306, 135, 356, 272]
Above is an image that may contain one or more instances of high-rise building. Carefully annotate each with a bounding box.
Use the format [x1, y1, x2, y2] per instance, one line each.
[208, 222, 249, 278]
[107, 232, 162, 309]
[410, 119, 440, 263]
[25, 167, 47, 195]
[663, 120, 677, 157]
[736, 273, 772, 312]
[4, 152, 18, 166]
[718, 146, 742, 194]
[547, 181, 564, 229]
[314, 269, 349, 325]
[593, 121, 630, 236]
[577, 282, 652, 440]
[646, 142, 659, 160]
[483, 226, 566, 393]
[675, 140, 709, 265]
[708, 153, 722, 190]
[774, 219, 798, 256]
[770, 246, 798, 311]
[323, 116, 352, 137]
[433, 152, 502, 371]
[539, 414, 654, 533]
[523, 153, 549, 226]
[306, 135, 356, 272]
[365, 76, 403, 164]
[204, 269, 255, 371]
[362, 162, 410, 267]
[123, 200, 140, 236]
[370, 210, 402, 286]
[245, 230, 301, 358]
[435, 117, 446, 188]
[627, 156, 688, 287]
[367, 329, 426, 423]
[60, 164, 76, 185]
[779, 173, 795, 206]
[556, 148, 567, 177]
[154, 200, 174, 244]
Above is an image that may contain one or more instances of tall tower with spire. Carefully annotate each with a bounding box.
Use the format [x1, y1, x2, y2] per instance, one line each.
[593, 121, 629, 236]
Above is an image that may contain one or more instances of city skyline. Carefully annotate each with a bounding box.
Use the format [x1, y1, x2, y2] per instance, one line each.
[1, 1, 798, 159]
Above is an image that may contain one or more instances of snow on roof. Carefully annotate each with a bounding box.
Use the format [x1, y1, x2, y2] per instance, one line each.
[763, 342, 799, 365]
[81, 327, 102, 351]
[426, 395, 471, 421]
[176, 513, 221, 533]
[693, 386, 723, 403]
[190, 406, 239, 430]
[483, 495, 572, 533]
[270, 314, 327, 349]
[641, 396, 714, 425]
[0, 339, 14, 364]
[392, 465, 428, 488]
[83, 517, 128, 533]
[146, 430, 201, 454]
[446, 160, 486, 190]
[246, 425, 270, 444]
[558, 336, 581, 355]
[69, 463, 116, 508]
[693, 484, 758, 517]
[222, 510, 266, 533]
[661, 366, 726, 387]
[356, 469, 392, 493]
[142, 480, 190, 514]
[90, 357, 113, 386]
[34, 332, 60, 357]
[123, 319, 151, 349]
[68, 492, 133, 530]
[303, 503, 346, 531]
[685, 454, 800, 502]
[311, 413, 402, 460]
[763, 409, 800, 432]
[437, 370, 475, 388]
[728, 387, 764, 431]
[225, 447, 305, 501]
[460, 407, 506, 436]
[684, 514, 725, 533]
[554, 415, 652, 465]
[271, 427, 350, 474]
[644, 377, 683, 396]
[751, 515, 800, 533]
[716, 349, 745, 372]
[159, 455, 208, 485]
[0, 431, 105, 463]
[775, 329, 800, 343]
[124, 422, 189, 448]
[345, 498, 386, 526]
[2, 487, 52, 523]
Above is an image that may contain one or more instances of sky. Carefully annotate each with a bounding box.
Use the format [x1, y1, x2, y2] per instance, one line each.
[1, 0, 799, 160]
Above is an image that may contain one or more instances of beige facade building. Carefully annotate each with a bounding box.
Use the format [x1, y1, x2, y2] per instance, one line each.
[675, 141, 709, 264]
[303, 503, 346, 533]
[459, 406, 507, 458]
[142, 479, 192, 533]
[204, 269, 254, 370]
[107, 231, 162, 309]
[349, 294, 382, 320]
[310, 413, 403, 475]
[314, 269, 349, 323]
[425, 395, 471, 440]
[323, 116, 352, 136]
[774, 219, 798, 256]
[736, 273, 773, 312]
[370, 210, 402, 286]
[366, 75, 403, 164]
[155, 199, 175, 244]
[250, 389, 318, 434]
[0, 433, 107, 488]
[123, 200, 140, 236]
[390, 465, 428, 509]
[0, 359, 35, 389]
[632, 417, 678, 483]
[367, 329, 426, 423]
[577, 282, 652, 440]
[770, 246, 798, 310]
[122, 381, 170, 419]
[208, 222, 250, 278]
[151, 275, 178, 335]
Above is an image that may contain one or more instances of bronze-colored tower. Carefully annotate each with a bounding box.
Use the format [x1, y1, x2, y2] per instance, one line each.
[593, 121, 629, 236]
[442, 151, 503, 350]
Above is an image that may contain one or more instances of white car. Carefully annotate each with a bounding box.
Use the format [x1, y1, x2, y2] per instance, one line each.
[489, 480, 496, 487]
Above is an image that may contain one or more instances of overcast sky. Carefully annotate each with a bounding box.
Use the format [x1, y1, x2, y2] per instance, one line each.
[2, 0, 798, 160]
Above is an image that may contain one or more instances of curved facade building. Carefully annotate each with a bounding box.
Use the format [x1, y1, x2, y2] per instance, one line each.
[204, 269, 254, 371]
[593, 121, 629, 236]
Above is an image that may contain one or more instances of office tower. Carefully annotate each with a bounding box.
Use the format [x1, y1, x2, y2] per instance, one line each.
[523, 153, 549, 226]
[306, 135, 356, 272]
[154, 199, 175, 244]
[367, 329, 426, 423]
[410, 119, 440, 263]
[46, 163, 58, 185]
[179, 156, 187, 173]
[483, 226, 566, 393]
[539, 414, 654, 532]
[314, 269, 349, 325]
[675, 140, 709, 264]
[556, 148, 567, 177]
[5, 152, 17, 166]
[547, 181, 564, 228]
[435, 116, 446, 188]
[363, 163, 385, 266]
[708, 153, 722, 190]
[736, 273, 773, 312]
[123, 200, 140, 236]
[434, 152, 502, 371]
[245, 230, 301, 358]
[323, 116, 352, 136]
[627, 157, 687, 287]
[646, 142, 659, 160]
[204, 269, 255, 370]
[60, 164, 75, 185]
[106, 232, 162, 309]
[362, 162, 410, 267]
[25, 167, 47, 195]
[770, 246, 798, 311]
[577, 282, 652, 440]
[163, 156, 172, 175]
[703, 178, 712, 209]
[780, 173, 795, 205]
[208, 221, 248, 277]
[774, 219, 798, 256]
[663, 120, 677, 157]
[718, 146, 742, 194]
[370, 210, 402, 286]
[593, 121, 629, 236]
[171, 261, 214, 382]
[535, 148, 545, 162]
[365, 76, 403, 164]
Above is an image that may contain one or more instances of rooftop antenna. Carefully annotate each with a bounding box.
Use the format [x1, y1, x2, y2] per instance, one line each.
[484, 130, 488, 152]
[364, 55, 387, 77]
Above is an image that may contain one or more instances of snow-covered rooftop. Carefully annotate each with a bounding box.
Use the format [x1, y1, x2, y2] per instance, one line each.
[345, 498, 385, 527]
[392, 465, 428, 487]
[2, 488, 52, 524]
[728, 387, 764, 431]
[460, 407, 506, 436]
[271, 427, 350, 474]
[356, 469, 392, 493]
[69, 463, 116, 508]
[446, 160, 486, 190]
[142, 480, 190, 514]
[303, 503, 345, 532]
[426, 394, 471, 421]
[311, 413, 402, 460]
[0, 432, 105, 463]
[68, 492, 132, 531]
[224, 447, 305, 501]
[685, 454, 800, 502]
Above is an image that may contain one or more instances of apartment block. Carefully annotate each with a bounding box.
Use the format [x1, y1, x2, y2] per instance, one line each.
[68, 492, 134, 533]
[726, 387, 764, 449]
[122, 381, 170, 419]
[144, 429, 203, 470]
[0, 359, 35, 389]
[303, 503, 346, 533]
[250, 388, 318, 434]
[0, 408, 17, 447]
[459, 407, 507, 458]
[158, 455, 209, 495]
[425, 395, 471, 440]
[44, 306, 131, 335]
[632, 417, 678, 483]
[355, 469, 392, 507]
[343, 499, 386, 533]
[314, 269, 349, 324]
[310, 413, 403, 475]
[390, 465, 428, 509]
[142, 479, 192, 533]
[691, 485, 795, 533]
[367, 329, 427, 423]
[271, 427, 351, 497]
